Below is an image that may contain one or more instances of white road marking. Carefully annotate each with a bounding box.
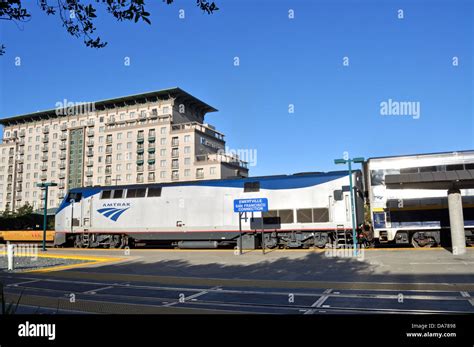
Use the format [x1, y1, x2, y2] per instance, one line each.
[163, 286, 221, 307]
[83, 286, 114, 295]
[304, 289, 332, 315]
[8, 279, 42, 287]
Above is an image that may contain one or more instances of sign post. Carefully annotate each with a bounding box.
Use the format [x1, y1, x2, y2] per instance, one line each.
[234, 198, 269, 255]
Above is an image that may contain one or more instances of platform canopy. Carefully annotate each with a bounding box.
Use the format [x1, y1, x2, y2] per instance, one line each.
[385, 170, 474, 190]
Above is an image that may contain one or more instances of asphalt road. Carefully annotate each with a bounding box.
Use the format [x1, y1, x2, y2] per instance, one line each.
[1, 272, 474, 314]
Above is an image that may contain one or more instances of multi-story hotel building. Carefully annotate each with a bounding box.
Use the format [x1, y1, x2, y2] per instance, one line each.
[0, 88, 248, 212]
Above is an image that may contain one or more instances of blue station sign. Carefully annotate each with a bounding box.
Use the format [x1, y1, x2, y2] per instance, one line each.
[233, 198, 269, 213]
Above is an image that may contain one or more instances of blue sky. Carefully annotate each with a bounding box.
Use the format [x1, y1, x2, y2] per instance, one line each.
[0, 0, 472, 176]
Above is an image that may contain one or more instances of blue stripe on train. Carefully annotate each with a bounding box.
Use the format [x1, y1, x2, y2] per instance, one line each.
[56, 171, 350, 214]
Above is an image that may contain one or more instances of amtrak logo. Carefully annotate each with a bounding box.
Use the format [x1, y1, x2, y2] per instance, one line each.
[97, 204, 130, 222]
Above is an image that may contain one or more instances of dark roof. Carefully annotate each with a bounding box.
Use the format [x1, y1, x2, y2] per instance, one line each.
[0, 87, 217, 126]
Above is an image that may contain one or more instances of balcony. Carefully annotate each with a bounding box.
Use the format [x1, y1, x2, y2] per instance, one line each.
[41, 156, 48, 162]
[148, 176, 155, 182]
[148, 159, 156, 165]
[87, 130, 94, 137]
[42, 136, 49, 143]
[41, 165, 48, 171]
[57, 192, 65, 199]
[16, 193, 22, 200]
[85, 180, 93, 186]
[136, 159, 144, 165]
[148, 165, 155, 171]
[106, 118, 116, 125]
[86, 160, 93, 167]
[139, 113, 147, 121]
[86, 151, 94, 157]
[87, 120, 95, 127]
[137, 165, 144, 172]
[137, 136, 144, 143]
[106, 147, 112, 154]
[196, 172, 205, 179]
[42, 127, 49, 134]
[58, 172, 66, 179]
[171, 151, 179, 158]
[60, 124, 68, 131]
[42, 146, 48, 152]
[59, 163, 66, 169]
[59, 152, 67, 160]
[105, 168, 112, 175]
[18, 139, 25, 146]
[148, 135, 156, 142]
[106, 137, 113, 144]
[171, 173, 179, 181]
[171, 163, 179, 170]
[58, 182, 65, 189]
[149, 110, 158, 119]
[171, 139, 179, 146]
[40, 174, 47, 181]
[19, 130, 25, 137]
[85, 170, 93, 177]
[7, 167, 13, 174]
[86, 140, 94, 147]
[16, 185, 22, 192]
[17, 166, 23, 173]
[137, 176, 144, 183]
[60, 134, 68, 141]
[171, 122, 225, 142]
[59, 143, 67, 150]
[137, 146, 144, 154]
[195, 153, 249, 169]
[17, 157, 24, 164]
[16, 175, 23, 182]
[8, 158, 13, 165]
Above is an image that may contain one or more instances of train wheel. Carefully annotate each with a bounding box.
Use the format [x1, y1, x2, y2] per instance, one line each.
[411, 236, 436, 248]
[108, 235, 121, 249]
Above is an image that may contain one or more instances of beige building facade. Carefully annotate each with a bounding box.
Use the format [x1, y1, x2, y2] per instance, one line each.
[0, 88, 248, 212]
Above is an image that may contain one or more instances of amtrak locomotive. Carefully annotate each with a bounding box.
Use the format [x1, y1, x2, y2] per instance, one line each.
[54, 171, 365, 248]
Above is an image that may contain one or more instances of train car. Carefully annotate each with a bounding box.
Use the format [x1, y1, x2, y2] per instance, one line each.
[365, 150, 474, 247]
[54, 171, 364, 249]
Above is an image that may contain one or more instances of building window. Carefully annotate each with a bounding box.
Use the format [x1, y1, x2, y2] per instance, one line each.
[184, 158, 190, 165]
[184, 146, 190, 154]
[184, 135, 191, 143]
[160, 160, 166, 167]
[184, 169, 190, 177]
[210, 167, 216, 175]
[196, 168, 204, 179]
[160, 127, 166, 134]
[160, 171, 166, 179]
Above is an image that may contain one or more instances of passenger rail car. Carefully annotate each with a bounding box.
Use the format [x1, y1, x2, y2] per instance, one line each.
[365, 151, 474, 247]
[54, 171, 364, 249]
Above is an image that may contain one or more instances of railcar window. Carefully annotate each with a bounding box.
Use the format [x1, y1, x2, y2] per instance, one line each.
[313, 208, 329, 222]
[297, 209, 312, 223]
[136, 188, 147, 197]
[147, 187, 162, 197]
[112, 190, 124, 199]
[278, 209, 294, 224]
[419, 166, 437, 173]
[466, 163, 474, 170]
[101, 190, 111, 199]
[126, 189, 137, 198]
[400, 167, 419, 174]
[263, 210, 278, 218]
[446, 164, 464, 171]
[244, 181, 260, 192]
[333, 190, 343, 201]
[67, 192, 82, 202]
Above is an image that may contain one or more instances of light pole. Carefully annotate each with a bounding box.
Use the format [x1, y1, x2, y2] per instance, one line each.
[334, 156, 365, 255]
[36, 182, 58, 251]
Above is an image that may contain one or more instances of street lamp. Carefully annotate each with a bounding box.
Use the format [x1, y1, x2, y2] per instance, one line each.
[36, 182, 58, 251]
[334, 156, 365, 255]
